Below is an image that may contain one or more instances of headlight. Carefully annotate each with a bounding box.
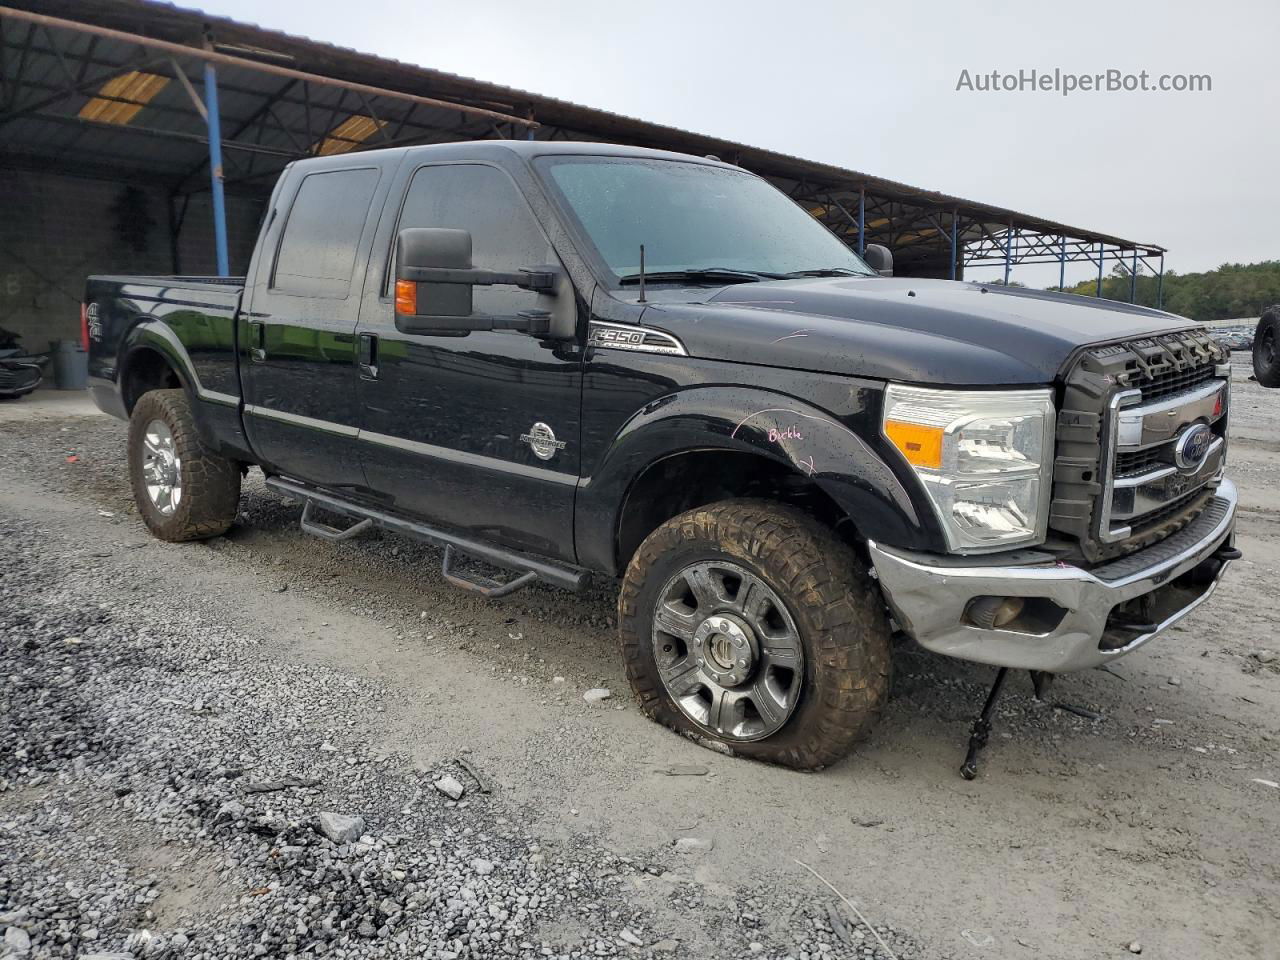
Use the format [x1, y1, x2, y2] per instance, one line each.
[882, 385, 1055, 553]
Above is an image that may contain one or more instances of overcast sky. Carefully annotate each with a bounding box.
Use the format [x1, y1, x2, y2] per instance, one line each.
[208, 0, 1278, 289]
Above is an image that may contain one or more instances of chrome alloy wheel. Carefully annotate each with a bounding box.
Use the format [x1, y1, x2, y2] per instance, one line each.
[141, 419, 182, 516]
[651, 560, 804, 741]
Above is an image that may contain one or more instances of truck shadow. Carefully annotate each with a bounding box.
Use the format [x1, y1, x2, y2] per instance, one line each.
[226, 468, 1188, 782]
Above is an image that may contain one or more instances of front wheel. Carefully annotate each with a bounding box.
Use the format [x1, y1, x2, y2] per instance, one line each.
[618, 500, 891, 769]
[128, 389, 241, 541]
[1254, 308, 1280, 387]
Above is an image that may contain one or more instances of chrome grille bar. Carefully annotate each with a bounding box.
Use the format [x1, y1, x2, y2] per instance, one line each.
[1116, 379, 1227, 451]
[1100, 377, 1228, 542]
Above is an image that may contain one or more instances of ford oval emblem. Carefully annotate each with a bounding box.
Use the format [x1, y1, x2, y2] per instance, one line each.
[1174, 423, 1213, 471]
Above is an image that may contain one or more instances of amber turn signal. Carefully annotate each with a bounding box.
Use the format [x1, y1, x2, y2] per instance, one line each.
[884, 419, 943, 469]
[394, 279, 417, 315]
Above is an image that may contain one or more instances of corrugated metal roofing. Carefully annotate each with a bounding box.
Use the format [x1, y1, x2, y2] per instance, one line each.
[0, 0, 1166, 267]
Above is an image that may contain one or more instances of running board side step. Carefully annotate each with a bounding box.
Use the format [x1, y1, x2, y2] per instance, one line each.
[300, 500, 373, 541]
[443, 545, 537, 598]
[266, 476, 589, 595]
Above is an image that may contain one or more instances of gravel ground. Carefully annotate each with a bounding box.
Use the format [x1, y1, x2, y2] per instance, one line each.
[0, 511, 923, 960]
[1, 352, 1278, 959]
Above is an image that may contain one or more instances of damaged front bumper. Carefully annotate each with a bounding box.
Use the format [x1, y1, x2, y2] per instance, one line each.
[868, 478, 1238, 673]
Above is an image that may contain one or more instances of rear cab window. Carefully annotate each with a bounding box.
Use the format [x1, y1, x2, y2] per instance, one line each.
[272, 168, 379, 299]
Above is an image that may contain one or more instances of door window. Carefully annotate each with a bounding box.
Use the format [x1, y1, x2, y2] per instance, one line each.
[391, 164, 554, 317]
[273, 167, 379, 299]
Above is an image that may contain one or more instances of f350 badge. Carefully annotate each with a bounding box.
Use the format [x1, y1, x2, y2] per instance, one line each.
[520, 422, 566, 460]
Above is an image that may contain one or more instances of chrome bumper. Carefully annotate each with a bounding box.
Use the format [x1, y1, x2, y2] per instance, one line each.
[868, 478, 1238, 673]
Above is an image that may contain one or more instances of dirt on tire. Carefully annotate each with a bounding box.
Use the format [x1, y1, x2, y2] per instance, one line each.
[618, 498, 891, 769]
[128, 388, 242, 542]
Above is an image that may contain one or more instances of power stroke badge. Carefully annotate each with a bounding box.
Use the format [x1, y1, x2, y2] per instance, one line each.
[520, 422, 566, 460]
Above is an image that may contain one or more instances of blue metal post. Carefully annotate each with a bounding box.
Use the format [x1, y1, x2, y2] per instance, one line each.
[1058, 236, 1066, 290]
[1156, 254, 1164, 309]
[857, 187, 865, 255]
[1130, 248, 1138, 303]
[949, 209, 958, 280]
[202, 62, 230, 277]
[1003, 222, 1013, 284]
[1096, 242, 1104, 297]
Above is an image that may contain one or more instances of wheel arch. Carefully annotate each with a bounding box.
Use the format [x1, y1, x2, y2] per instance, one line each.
[574, 385, 936, 575]
[119, 321, 197, 413]
[614, 449, 862, 575]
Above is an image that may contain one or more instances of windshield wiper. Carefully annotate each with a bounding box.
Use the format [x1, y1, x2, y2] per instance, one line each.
[618, 267, 785, 285]
[777, 267, 869, 278]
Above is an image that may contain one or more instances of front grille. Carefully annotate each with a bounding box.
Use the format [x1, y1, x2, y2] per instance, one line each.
[1093, 494, 1230, 581]
[1129, 487, 1210, 535]
[1114, 448, 1163, 479]
[1137, 363, 1215, 402]
[1051, 328, 1228, 562]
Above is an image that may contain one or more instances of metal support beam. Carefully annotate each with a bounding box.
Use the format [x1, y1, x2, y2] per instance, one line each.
[0, 50, 163, 126]
[1058, 235, 1066, 290]
[1156, 253, 1164, 309]
[202, 62, 229, 277]
[1003, 221, 1013, 285]
[1130, 248, 1138, 303]
[1096, 242, 1104, 297]
[0, 5, 538, 131]
[950, 209, 958, 280]
[857, 187, 865, 254]
[167, 56, 206, 121]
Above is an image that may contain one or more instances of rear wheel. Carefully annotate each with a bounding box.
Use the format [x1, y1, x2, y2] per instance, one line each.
[128, 389, 241, 541]
[618, 500, 891, 769]
[1254, 308, 1280, 387]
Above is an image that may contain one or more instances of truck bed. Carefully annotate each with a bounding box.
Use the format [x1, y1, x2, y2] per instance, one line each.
[85, 274, 246, 435]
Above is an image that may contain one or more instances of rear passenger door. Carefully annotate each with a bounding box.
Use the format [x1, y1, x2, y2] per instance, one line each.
[240, 164, 383, 488]
[354, 161, 583, 562]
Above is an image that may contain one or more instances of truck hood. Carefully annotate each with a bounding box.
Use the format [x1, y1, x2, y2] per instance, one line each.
[639, 277, 1196, 385]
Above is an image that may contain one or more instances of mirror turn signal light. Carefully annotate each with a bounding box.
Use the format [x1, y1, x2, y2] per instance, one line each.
[884, 419, 943, 469]
[394, 279, 417, 316]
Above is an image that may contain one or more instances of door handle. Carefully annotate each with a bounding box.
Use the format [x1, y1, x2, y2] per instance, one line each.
[248, 319, 266, 362]
[358, 332, 378, 380]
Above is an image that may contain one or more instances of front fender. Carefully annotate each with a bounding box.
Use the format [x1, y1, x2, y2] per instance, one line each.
[574, 385, 939, 573]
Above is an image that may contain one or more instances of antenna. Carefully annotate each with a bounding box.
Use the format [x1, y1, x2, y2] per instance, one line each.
[638, 244, 647, 303]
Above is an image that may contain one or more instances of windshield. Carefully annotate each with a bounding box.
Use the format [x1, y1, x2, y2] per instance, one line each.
[536, 156, 876, 283]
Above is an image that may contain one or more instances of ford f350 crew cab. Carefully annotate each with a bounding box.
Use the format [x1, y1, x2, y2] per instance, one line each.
[86, 142, 1238, 773]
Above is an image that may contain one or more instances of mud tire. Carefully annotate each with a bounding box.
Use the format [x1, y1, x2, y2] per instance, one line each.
[618, 499, 891, 769]
[128, 388, 240, 542]
[1254, 308, 1280, 387]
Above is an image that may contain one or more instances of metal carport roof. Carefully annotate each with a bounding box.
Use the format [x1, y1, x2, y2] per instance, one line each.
[0, 0, 1167, 293]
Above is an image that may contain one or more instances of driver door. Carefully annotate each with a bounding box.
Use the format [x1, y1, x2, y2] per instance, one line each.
[354, 161, 583, 562]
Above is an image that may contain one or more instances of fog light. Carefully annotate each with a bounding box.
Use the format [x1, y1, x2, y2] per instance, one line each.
[965, 596, 1026, 630]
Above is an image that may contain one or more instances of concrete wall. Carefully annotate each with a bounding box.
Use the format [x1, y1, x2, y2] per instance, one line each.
[0, 168, 263, 348]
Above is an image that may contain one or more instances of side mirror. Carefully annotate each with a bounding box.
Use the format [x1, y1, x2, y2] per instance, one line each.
[394, 227, 574, 338]
[396, 227, 475, 320]
[863, 243, 893, 277]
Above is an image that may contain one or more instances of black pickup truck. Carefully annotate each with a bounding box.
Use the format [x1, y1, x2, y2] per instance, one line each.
[86, 141, 1238, 772]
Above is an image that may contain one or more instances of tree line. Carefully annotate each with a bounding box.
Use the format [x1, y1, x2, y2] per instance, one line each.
[1050, 260, 1280, 322]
